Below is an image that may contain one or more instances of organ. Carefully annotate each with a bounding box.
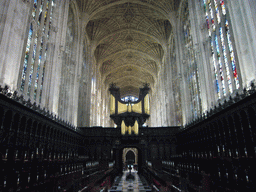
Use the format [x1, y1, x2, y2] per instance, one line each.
[109, 83, 150, 135]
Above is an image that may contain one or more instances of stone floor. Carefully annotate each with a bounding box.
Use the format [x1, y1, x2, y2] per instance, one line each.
[108, 169, 152, 192]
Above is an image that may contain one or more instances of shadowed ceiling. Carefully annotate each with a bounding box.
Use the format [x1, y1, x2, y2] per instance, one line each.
[76, 0, 180, 97]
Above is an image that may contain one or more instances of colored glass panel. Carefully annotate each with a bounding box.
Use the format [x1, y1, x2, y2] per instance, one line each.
[220, 0, 226, 15]
[21, 24, 33, 91]
[203, 0, 239, 98]
[225, 20, 239, 89]
[215, 35, 226, 96]
[183, 0, 201, 119]
[220, 27, 232, 93]
[214, 0, 220, 24]
[21, 0, 55, 103]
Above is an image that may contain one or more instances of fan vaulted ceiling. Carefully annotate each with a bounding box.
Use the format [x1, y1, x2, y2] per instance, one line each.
[77, 0, 180, 97]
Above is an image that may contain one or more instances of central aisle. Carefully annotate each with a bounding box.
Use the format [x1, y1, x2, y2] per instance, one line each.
[108, 169, 152, 192]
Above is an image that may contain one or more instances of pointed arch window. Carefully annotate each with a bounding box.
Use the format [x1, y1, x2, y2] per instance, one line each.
[203, 0, 239, 99]
[182, 0, 202, 119]
[20, 0, 55, 103]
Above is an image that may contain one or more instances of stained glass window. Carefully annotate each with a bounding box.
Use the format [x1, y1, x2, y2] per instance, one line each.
[203, 0, 239, 99]
[182, 0, 201, 119]
[121, 96, 138, 102]
[20, 0, 55, 103]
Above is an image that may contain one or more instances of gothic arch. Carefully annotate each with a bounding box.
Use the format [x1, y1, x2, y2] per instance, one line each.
[122, 148, 138, 165]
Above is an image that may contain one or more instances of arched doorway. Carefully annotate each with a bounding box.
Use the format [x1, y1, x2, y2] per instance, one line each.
[122, 148, 138, 171]
[115, 146, 144, 174]
[123, 148, 138, 164]
[126, 151, 135, 163]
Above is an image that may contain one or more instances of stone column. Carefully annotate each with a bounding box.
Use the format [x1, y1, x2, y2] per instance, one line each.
[227, 0, 256, 88]
[47, 0, 69, 114]
[0, 0, 10, 44]
[0, 0, 31, 90]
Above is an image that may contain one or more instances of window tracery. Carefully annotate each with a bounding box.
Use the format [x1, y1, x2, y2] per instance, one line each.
[121, 96, 138, 102]
[20, 0, 55, 103]
[203, 0, 239, 99]
[170, 33, 182, 126]
[182, 0, 201, 120]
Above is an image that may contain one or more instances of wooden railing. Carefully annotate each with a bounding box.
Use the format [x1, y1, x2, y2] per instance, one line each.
[144, 83, 256, 191]
[0, 85, 115, 191]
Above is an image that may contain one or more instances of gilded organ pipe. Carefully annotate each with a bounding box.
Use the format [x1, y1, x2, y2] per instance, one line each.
[128, 103, 132, 112]
[144, 94, 150, 114]
[121, 120, 126, 135]
[128, 126, 132, 135]
[134, 120, 139, 135]
[110, 95, 115, 115]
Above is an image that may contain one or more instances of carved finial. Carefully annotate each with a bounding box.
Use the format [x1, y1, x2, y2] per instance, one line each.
[19, 94, 25, 104]
[12, 91, 18, 100]
[32, 102, 37, 110]
[249, 80, 256, 94]
[7, 91, 12, 98]
[209, 108, 213, 115]
[110, 83, 116, 88]
[223, 99, 228, 108]
[206, 111, 210, 118]
[143, 82, 150, 88]
[43, 107, 46, 115]
[46, 110, 50, 117]
[241, 88, 248, 99]
[218, 102, 222, 110]
[27, 98, 32, 107]
[229, 95, 234, 104]
[251, 81, 255, 89]
[214, 105, 217, 113]
[3, 85, 9, 95]
[36, 104, 40, 111]
[234, 91, 240, 102]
